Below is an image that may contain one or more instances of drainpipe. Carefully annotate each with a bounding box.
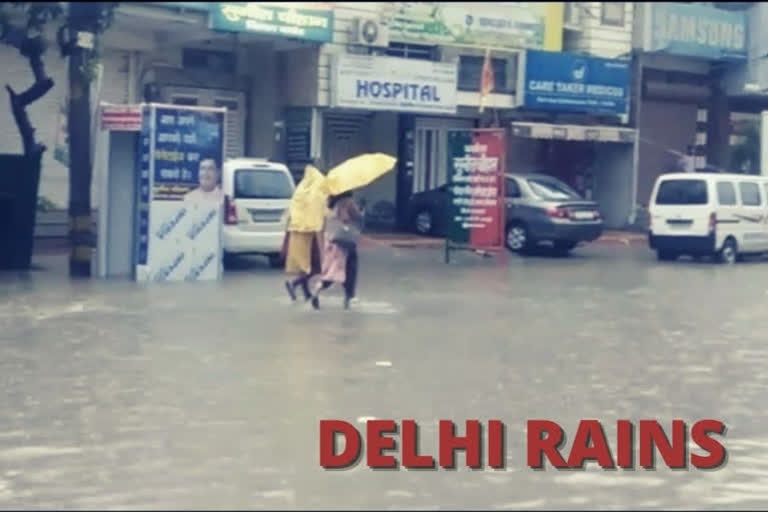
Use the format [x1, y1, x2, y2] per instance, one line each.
[629, 52, 643, 227]
[128, 51, 138, 103]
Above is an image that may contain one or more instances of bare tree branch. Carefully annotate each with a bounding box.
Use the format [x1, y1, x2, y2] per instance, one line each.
[4, 32, 54, 156]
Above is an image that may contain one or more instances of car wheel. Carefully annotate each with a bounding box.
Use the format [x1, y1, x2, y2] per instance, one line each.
[222, 251, 236, 270]
[553, 241, 577, 256]
[718, 237, 737, 265]
[413, 209, 434, 236]
[268, 253, 284, 269]
[656, 249, 678, 261]
[505, 222, 529, 253]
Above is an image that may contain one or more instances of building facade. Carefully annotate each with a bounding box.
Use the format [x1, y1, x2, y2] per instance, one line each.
[631, 1, 754, 209]
[11, 3, 739, 233]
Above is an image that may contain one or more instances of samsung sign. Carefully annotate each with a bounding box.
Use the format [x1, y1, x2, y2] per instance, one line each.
[520, 50, 630, 116]
[644, 3, 747, 60]
[332, 54, 458, 114]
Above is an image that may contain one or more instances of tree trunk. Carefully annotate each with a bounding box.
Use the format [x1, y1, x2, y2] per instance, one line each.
[67, 3, 96, 277]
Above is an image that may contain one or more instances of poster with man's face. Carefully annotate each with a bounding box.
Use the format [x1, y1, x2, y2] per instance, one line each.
[152, 107, 225, 201]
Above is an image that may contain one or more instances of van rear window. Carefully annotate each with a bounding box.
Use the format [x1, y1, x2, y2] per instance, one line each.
[655, 179, 708, 205]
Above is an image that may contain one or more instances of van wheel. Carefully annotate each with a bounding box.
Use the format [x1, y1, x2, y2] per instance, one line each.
[718, 238, 737, 265]
[222, 251, 236, 270]
[268, 253, 284, 269]
[656, 249, 678, 261]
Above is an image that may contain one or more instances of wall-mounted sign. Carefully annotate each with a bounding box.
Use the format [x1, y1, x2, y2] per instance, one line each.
[210, 2, 334, 42]
[101, 104, 142, 131]
[519, 50, 631, 116]
[510, 121, 637, 143]
[332, 54, 458, 115]
[642, 2, 747, 60]
[387, 2, 563, 51]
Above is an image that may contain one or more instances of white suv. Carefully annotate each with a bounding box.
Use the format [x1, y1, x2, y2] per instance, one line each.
[221, 158, 295, 268]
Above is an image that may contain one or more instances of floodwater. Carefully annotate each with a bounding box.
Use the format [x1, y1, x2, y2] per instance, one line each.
[1, 246, 767, 509]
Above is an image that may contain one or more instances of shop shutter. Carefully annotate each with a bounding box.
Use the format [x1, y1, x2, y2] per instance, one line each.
[322, 113, 372, 169]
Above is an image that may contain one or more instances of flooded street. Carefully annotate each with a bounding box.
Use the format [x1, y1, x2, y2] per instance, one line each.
[1, 245, 768, 509]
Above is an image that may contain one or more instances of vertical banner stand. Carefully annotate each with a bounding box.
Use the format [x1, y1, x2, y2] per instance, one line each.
[135, 103, 228, 283]
[444, 128, 506, 264]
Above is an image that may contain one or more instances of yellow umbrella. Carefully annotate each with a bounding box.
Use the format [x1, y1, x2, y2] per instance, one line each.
[287, 165, 329, 232]
[324, 153, 397, 196]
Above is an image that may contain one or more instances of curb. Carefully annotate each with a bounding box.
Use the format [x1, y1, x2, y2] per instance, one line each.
[365, 235, 647, 250]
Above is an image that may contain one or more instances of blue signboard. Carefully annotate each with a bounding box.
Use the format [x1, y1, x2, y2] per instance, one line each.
[152, 107, 224, 201]
[646, 3, 747, 61]
[521, 50, 630, 116]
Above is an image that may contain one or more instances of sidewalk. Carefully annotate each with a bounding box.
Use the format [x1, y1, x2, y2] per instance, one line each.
[363, 230, 647, 249]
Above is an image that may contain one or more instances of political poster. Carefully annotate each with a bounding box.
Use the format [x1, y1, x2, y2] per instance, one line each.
[134, 104, 227, 283]
[445, 129, 505, 259]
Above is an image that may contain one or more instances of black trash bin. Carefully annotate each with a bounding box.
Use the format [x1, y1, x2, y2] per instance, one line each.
[0, 153, 42, 270]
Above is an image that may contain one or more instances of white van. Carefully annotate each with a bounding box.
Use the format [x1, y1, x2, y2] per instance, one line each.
[221, 158, 295, 268]
[648, 172, 768, 264]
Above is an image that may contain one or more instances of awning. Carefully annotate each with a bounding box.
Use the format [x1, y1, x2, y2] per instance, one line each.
[510, 121, 636, 143]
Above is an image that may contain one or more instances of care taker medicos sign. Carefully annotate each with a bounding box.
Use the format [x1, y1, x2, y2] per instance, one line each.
[331, 53, 458, 115]
[520, 50, 630, 116]
[135, 104, 226, 284]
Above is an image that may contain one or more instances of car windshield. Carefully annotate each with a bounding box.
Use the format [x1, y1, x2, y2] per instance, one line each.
[526, 177, 581, 200]
[234, 169, 293, 199]
[655, 179, 708, 205]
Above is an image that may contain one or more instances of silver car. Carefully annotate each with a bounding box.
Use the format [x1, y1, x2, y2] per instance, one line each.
[407, 172, 604, 255]
[504, 173, 603, 254]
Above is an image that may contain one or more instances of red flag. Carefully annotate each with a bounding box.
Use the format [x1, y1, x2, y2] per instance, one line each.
[479, 48, 495, 113]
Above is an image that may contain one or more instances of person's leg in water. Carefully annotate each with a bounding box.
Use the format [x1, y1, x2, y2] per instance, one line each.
[343, 247, 358, 310]
[310, 280, 333, 309]
[286, 273, 312, 301]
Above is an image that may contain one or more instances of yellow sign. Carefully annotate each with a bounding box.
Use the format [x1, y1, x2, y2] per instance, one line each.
[387, 2, 563, 52]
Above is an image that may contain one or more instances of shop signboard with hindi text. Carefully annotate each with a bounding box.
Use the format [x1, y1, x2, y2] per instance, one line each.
[445, 129, 506, 258]
[387, 2, 563, 51]
[134, 104, 226, 284]
[210, 2, 334, 42]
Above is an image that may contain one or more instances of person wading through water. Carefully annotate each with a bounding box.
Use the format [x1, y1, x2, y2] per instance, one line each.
[283, 163, 326, 302]
[311, 191, 363, 310]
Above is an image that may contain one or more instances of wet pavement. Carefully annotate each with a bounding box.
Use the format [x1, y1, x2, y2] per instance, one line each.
[1, 244, 768, 509]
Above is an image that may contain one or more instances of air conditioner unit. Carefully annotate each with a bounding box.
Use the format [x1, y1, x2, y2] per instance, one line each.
[349, 17, 389, 47]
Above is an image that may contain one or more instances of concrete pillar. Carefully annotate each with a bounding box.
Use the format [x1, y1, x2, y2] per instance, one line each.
[761, 111, 768, 176]
[706, 75, 730, 171]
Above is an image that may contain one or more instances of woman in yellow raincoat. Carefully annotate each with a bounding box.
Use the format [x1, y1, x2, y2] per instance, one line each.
[283, 163, 327, 302]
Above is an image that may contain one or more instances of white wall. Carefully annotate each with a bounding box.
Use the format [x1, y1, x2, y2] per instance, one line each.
[317, 2, 383, 107]
[563, 2, 633, 58]
[0, 22, 131, 208]
[593, 142, 634, 228]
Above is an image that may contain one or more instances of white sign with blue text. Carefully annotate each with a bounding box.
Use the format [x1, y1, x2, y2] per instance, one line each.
[331, 53, 458, 114]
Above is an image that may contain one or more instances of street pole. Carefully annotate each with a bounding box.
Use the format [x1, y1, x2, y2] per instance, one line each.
[67, 2, 100, 277]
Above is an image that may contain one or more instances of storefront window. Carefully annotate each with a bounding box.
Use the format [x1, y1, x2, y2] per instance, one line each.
[601, 2, 625, 27]
[458, 56, 513, 94]
[384, 42, 436, 61]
